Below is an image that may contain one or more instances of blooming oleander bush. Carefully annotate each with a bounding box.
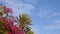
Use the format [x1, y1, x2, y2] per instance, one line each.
[0, 6, 23, 34]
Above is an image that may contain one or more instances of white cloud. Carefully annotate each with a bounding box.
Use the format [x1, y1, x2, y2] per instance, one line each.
[38, 6, 52, 18]
[43, 19, 60, 30]
[12, 3, 35, 16]
[38, 5, 60, 18]
[52, 13, 60, 16]
[38, 12, 50, 18]
[31, 26, 40, 34]
[24, 0, 39, 4]
[1, 0, 35, 16]
[38, 12, 60, 19]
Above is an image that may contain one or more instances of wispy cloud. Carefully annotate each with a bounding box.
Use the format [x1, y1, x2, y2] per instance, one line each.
[1, 0, 35, 16]
[43, 19, 60, 30]
[31, 25, 40, 34]
[52, 13, 60, 16]
[23, 0, 39, 4]
[38, 6, 52, 18]
[38, 5, 60, 19]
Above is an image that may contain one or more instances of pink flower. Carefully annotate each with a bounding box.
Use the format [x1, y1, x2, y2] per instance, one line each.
[2, 17, 23, 34]
[8, 32, 12, 34]
[11, 25, 23, 34]
[3, 6, 12, 13]
[0, 6, 23, 34]
[9, 20, 14, 25]
[2, 17, 10, 25]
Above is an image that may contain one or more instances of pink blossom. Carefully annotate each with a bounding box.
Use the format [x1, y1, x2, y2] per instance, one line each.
[3, 6, 12, 13]
[8, 32, 12, 34]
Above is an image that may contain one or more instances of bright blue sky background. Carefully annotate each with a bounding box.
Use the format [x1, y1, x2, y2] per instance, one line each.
[0, 0, 60, 34]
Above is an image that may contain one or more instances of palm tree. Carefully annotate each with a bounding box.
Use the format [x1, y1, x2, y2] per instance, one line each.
[16, 13, 31, 27]
[16, 13, 34, 34]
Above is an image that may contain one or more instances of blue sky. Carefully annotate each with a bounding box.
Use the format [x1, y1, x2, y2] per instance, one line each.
[0, 0, 60, 34]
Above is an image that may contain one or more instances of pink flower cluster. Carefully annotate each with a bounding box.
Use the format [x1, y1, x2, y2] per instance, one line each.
[3, 6, 12, 13]
[0, 6, 23, 34]
[1, 17, 23, 34]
